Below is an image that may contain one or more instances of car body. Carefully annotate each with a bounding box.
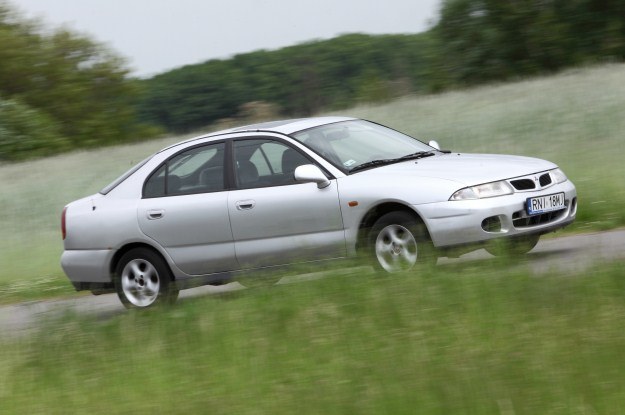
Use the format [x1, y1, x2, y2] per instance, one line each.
[61, 117, 577, 307]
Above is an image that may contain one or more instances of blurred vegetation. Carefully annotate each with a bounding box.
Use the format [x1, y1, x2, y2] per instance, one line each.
[0, 97, 66, 159]
[2, 0, 625, 160]
[0, 2, 161, 161]
[437, 0, 625, 84]
[135, 33, 438, 132]
[136, 0, 625, 133]
[3, 260, 625, 413]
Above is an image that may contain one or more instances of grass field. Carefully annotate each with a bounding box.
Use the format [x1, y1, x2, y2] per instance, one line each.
[2, 260, 625, 413]
[1, 63, 624, 294]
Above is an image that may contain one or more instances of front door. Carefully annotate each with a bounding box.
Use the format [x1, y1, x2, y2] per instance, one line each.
[227, 138, 346, 269]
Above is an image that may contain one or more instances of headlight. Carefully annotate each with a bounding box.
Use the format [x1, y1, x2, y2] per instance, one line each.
[450, 180, 514, 200]
[550, 168, 568, 184]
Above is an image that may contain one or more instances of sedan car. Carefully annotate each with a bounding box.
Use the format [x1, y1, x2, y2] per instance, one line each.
[61, 117, 577, 308]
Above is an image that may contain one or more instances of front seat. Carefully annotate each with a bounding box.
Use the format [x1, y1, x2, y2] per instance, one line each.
[281, 148, 308, 180]
[237, 160, 259, 188]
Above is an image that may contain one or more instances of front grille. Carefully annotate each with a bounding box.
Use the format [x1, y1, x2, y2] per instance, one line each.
[539, 173, 552, 187]
[509, 171, 553, 191]
[510, 179, 535, 190]
[513, 207, 567, 228]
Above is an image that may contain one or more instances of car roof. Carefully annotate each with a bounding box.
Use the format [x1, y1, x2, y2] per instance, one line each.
[158, 116, 356, 153]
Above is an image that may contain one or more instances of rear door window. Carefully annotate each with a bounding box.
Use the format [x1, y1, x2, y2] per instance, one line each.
[143, 142, 225, 198]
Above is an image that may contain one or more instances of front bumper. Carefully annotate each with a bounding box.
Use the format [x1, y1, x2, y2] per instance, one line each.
[417, 180, 577, 247]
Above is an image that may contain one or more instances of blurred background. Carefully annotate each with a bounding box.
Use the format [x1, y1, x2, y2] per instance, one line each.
[3, 0, 623, 159]
[2, 0, 625, 412]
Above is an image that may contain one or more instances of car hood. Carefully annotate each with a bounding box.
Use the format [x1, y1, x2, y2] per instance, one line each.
[355, 153, 557, 186]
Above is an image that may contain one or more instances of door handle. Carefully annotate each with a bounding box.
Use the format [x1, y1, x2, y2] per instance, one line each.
[235, 200, 256, 210]
[147, 209, 165, 220]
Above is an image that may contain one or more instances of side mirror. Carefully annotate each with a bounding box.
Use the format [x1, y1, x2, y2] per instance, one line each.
[428, 140, 441, 150]
[294, 164, 331, 189]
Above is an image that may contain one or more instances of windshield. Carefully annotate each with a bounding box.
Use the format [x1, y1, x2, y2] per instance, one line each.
[291, 120, 434, 173]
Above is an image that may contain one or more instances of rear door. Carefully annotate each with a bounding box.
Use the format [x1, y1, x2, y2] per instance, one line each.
[227, 138, 346, 269]
[137, 142, 237, 275]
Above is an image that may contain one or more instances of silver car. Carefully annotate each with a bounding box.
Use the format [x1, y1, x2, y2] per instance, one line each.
[61, 117, 577, 308]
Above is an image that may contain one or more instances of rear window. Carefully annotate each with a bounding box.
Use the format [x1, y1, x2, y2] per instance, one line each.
[99, 155, 153, 195]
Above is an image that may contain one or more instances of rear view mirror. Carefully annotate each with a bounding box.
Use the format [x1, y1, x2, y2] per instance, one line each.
[294, 164, 331, 189]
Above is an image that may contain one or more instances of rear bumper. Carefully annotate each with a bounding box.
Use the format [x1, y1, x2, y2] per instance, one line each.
[61, 249, 114, 285]
[417, 180, 577, 247]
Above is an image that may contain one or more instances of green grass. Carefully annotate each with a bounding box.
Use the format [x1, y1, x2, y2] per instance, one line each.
[2, 261, 625, 413]
[1, 63, 624, 297]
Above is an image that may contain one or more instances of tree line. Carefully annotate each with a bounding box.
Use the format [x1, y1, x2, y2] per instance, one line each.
[1, 0, 624, 161]
[436, 0, 625, 84]
[135, 33, 438, 132]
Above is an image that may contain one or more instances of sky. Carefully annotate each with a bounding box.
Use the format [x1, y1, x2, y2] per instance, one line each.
[11, 0, 441, 78]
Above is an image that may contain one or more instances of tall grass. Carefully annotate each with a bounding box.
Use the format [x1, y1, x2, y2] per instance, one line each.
[1, 63, 624, 288]
[2, 261, 625, 414]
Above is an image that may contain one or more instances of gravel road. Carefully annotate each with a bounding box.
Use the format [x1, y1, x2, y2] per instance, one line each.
[2, 229, 624, 337]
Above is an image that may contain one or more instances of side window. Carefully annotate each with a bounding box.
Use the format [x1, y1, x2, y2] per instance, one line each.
[233, 139, 311, 189]
[144, 142, 225, 198]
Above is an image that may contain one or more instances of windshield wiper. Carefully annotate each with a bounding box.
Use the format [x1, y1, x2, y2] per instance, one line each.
[396, 151, 435, 161]
[350, 151, 435, 173]
[349, 159, 395, 173]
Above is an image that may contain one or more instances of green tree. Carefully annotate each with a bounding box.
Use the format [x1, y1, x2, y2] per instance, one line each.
[0, 97, 67, 160]
[136, 33, 436, 131]
[436, 0, 625, 85]
[0, 2, 153, 160]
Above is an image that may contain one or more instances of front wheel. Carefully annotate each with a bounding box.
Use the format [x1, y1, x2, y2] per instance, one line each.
[369, 211, 435, 273]
[115, 248, 179, 309]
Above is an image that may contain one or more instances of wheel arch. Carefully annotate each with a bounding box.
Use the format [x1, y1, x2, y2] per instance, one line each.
[110, 242, 175, 281]
[355, 202, 431, 253]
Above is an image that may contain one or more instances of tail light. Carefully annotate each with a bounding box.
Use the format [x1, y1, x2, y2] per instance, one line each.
[61, 206, 67, 240]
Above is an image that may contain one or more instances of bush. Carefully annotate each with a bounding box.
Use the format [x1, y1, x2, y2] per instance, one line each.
[0, 97, 68, 161]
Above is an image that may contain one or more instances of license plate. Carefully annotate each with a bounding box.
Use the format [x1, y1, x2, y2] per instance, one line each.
[527, 192, 565, 215]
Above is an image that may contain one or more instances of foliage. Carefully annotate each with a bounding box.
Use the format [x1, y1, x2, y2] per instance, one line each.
[0, 97, 67, 160]
[0, 2, 158, 161]
[4, 0, 625, 148]
[2, 261, 625, 413]
[136, 33, 436, 132]
[136, 1, 625, 133]
[436, 0, 625, 84]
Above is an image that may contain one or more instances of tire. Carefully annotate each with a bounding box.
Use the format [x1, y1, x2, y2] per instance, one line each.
[369, 211, 435, 273]
[485, 234, 540, 257]
[114, 248, 179, 309]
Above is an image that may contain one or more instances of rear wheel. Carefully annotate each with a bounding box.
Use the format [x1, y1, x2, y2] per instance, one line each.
[485, 234, 540, 257]
[369, 211, 435, 273]
[115, 248, 179, 309]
